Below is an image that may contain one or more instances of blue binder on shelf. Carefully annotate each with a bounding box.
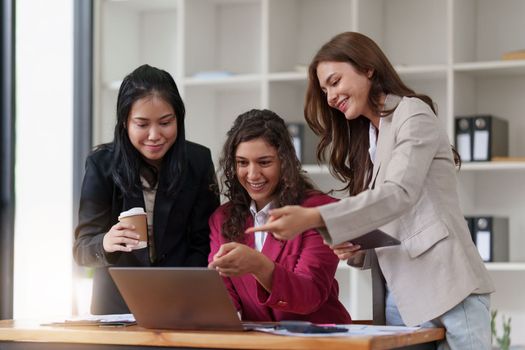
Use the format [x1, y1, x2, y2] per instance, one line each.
[472, 216, 509, 262]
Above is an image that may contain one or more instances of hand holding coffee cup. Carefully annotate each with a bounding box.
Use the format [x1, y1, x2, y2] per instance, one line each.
[102, 207, 148, 253]
[102, 221, 141, 253]
[118, 207, 148, 250]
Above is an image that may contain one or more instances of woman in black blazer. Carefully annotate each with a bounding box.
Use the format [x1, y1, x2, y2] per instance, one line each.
[74, 64, 220, 314]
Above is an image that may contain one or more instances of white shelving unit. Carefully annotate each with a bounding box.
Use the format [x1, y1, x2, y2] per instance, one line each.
[93, 0, 525, 342]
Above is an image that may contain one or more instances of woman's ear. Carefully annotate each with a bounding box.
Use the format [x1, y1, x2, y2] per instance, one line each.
[367, 69, 374, 79]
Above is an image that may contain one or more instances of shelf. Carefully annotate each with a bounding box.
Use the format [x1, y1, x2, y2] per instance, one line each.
[485, 263, 525, 271]
[266, 65, 448, 81]
[460, 161, 525, 171]
[111, 0, 179, 11]
[454, 60, 525, 77]
[268, 72, 307, 82]
[183, 74, 261, 89]
[106, 76, 264, 91]
[395, 64, 447, 79]
[340, 258, 525, 271]
[267, 65, 448, 82]
[340, 259, 525, 271]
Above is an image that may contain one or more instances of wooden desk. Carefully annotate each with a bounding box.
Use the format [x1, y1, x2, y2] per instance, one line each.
[0, 319, 444, 350]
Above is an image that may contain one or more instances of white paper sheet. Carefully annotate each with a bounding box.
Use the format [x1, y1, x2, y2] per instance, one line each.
[254, 324, 421, 337]
[66, 313, 136, 323]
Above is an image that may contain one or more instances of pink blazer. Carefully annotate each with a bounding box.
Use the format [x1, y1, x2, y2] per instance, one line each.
[208, 192, 351, 324]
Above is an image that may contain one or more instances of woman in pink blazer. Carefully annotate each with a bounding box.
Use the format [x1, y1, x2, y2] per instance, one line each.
[208, 109, 351, 324]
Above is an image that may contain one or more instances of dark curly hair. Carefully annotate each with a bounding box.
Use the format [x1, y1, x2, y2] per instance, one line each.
[219, 109, 316, 242]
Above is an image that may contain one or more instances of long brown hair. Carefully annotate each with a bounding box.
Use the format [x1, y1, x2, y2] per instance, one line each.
[218, 109, 316, 241]
[304, 32, 456, 195]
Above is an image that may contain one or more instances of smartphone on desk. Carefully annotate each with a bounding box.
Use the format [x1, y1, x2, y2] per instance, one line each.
[276, 321, 348, 334]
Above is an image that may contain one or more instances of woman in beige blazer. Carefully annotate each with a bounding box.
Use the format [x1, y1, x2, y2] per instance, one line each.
[248, 32, 494, 350]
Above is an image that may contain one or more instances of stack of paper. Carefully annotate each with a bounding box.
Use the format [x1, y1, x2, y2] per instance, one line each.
[43, 314, 136, 327]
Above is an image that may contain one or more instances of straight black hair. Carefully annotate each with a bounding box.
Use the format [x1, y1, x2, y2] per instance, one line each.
[103, 64, 186, 197]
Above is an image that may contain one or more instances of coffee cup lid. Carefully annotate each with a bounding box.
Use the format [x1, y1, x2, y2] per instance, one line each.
[118, 207, 146, 219]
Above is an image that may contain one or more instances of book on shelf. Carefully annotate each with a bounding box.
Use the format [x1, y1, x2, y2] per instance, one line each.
[501, 49, 525, 61]
[491, 156, 525, 162]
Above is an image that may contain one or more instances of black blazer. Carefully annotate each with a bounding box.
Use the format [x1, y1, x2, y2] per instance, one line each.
[73, 141, 219, 314]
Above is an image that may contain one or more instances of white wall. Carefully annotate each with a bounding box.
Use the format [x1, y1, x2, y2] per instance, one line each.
[14, 0, 73, 318]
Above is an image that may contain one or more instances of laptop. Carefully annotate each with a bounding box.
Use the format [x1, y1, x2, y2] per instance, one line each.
[109, 267, 248, 331]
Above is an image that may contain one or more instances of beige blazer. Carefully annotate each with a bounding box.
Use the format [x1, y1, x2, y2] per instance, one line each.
[318, 95, 494, 326]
